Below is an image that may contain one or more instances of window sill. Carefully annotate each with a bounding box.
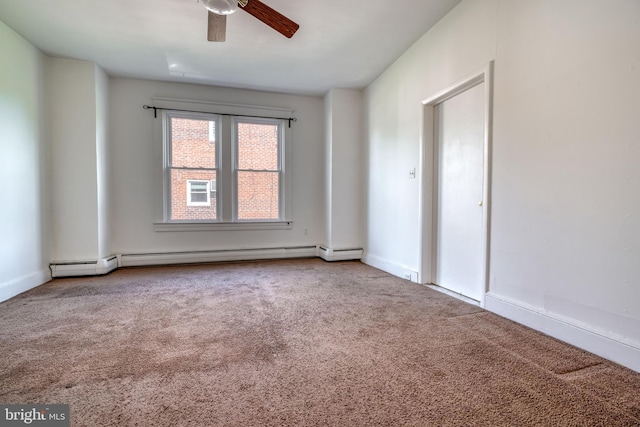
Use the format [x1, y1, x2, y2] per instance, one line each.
[154, 221, 293, 232]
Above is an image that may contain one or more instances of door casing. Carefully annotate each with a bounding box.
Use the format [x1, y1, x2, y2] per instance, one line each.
[418, 61, 494, 307]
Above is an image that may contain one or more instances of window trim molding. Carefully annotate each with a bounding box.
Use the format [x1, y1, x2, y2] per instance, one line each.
[156, 98, 294, 230]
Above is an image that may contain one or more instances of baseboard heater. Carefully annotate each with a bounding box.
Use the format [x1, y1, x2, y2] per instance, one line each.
[317, 246, 364, 262]
[120, 246, 318, 267]
[50, 245, 362, 278]
[50, 256, 118, 278]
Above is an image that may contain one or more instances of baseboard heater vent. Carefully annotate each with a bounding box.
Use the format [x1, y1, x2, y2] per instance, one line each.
[317, 246, 364, 262]
[50, 256, 118, 278]
[120, 246, 318, 267]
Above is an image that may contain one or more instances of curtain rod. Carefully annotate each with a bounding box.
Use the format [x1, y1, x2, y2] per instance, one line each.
[142, 105, 298, 128]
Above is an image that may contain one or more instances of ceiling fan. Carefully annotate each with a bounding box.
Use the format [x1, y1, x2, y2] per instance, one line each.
[200, 0, 299, 42]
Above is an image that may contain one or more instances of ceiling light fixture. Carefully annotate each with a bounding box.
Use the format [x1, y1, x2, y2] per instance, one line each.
[200, 0, 239, 15]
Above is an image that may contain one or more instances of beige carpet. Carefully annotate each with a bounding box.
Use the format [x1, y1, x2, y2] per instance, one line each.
[1, 259, 639, 426]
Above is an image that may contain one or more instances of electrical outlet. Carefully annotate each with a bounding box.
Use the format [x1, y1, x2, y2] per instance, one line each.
[409, 168, 416, 179]
[304, 228, 309, 235]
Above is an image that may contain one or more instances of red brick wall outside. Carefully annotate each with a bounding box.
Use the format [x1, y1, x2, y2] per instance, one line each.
[237, 171, 279, 219]
[169, 117, 279, 221]
[171, 169, 217, 220]
[237, 122, 279, 220]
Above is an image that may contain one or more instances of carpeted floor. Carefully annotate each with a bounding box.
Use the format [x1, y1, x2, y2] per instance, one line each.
[1, 258, 639, 426]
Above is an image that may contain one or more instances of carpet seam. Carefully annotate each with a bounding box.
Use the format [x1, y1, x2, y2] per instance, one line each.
[483, 336, 640, 423]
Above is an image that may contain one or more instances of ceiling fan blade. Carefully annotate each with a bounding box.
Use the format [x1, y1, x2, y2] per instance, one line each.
[240, 0, 299, 39]
[207, 11, 227, 42]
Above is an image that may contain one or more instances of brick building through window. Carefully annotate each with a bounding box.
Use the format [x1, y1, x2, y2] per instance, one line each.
[167, 114, 282, 222]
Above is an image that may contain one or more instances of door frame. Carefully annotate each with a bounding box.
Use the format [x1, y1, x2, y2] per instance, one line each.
[418, 61, 494, 307]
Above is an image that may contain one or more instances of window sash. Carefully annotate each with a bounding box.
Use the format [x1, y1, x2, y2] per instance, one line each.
[233, 118, 284, 221]
[165, 111, 220, 221]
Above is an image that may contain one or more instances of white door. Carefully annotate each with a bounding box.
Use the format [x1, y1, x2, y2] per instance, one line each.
[434, 82, 485, 301]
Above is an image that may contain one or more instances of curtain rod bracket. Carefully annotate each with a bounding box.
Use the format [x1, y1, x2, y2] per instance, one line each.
[143, 105, 157, 118]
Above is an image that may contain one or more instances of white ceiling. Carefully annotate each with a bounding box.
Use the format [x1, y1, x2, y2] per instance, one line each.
[0, 0, 462, 96]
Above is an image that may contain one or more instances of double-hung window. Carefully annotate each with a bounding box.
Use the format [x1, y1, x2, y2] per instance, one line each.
[187, 180, 212, 206]
[163, 110, 287, 226]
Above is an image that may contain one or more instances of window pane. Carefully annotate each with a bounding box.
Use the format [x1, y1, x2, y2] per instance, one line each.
[171, 170, 217, 220]
[237, 171, 279, 220]
[190, 182, 208, 192]
[237, 122, 278, 170]
[190, 191, 208, 203]
[171, 118, 216, 168]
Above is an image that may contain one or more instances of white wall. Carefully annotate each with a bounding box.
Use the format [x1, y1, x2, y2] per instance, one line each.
[324, 89, 363, 250]
[489, 0, 640, 348]
[47, 58, 107, 262]
[0, 21, 51, 300]
[363, 0, 640, 368]
[109, 78, 325, 255]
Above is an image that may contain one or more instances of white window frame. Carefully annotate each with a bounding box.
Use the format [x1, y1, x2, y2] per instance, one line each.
[186, 180, 211, 206]
[155, 98, 293, 232]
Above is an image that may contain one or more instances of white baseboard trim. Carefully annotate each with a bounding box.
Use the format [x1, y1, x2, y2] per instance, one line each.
[361, 253, 419, 283]
[485, 293, 640, 374]
[119, 246, 318, 267]
[425, 284, 481, 307]
[317, 246, 363, 262]
[50, 256, 119, 278]
[0, 270, 51, 303]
